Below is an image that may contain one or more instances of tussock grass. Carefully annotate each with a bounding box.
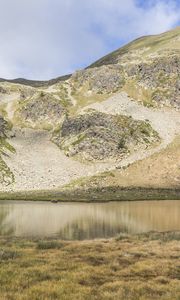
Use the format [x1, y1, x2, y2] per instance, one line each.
[36, 240, 64, 250]
[0, 249, 19, 260]
[0, 232, 179, 299]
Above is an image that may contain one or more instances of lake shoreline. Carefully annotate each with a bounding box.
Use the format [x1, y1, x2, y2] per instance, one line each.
[0, 187, 180, 202]
[0, 230, 179, 242]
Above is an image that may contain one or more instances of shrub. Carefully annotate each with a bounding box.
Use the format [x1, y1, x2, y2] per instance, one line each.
[0, 249, 19, 260]
[36, 240, 64, 250]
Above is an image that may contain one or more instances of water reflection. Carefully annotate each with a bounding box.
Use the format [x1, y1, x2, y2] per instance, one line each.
[0, 200, 179, 240]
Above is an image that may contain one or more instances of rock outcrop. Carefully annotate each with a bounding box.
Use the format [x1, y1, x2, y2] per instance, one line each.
[0, 115, 14, 185]
[72, 65, 125, 94]
[53, 110, 159, 161]
[15, 92, 67, 129]
[125, 55, 180, 109]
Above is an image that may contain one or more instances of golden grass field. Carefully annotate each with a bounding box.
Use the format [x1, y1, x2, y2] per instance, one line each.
[66, 136, 180, 191]
[0, 232, 179, 300]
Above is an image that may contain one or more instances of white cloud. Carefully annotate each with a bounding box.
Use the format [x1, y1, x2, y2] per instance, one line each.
[0, 0, 179, 79]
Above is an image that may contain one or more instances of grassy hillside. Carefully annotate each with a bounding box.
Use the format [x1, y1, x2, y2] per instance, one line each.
[62, 136, 180, 193]
[0, 74, 71, 88]
[89, 26, 180, 68]
[0, 27, 179, 193]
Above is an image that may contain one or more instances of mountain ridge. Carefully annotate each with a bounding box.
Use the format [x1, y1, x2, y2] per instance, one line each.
[0, 74, 71, 88]
[0, 26, 179, 200]
[1, 26, 179, 87]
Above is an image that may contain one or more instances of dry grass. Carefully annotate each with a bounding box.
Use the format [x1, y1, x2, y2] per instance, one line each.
[0, 232, 179, 300]
[70, 86, 109, 115]
[72, 135, 180, 191]
[123, 80, 156, 107]
[90, 26, 180, 68]
[108, 135, 180, 189]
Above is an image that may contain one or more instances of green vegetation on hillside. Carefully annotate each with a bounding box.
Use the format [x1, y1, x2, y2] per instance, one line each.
[0, 117, 15, 185]
[89, 26, 180, 68]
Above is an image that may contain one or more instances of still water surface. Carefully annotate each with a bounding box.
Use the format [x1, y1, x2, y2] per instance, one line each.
[0, 200, 179, 240]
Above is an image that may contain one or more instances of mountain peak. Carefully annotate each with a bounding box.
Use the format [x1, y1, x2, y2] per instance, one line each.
[0, 27, 179, 195]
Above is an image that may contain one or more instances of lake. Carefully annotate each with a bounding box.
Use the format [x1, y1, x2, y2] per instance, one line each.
[0, 200, 179, 240]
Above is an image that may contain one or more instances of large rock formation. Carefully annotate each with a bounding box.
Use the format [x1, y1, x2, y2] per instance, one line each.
[53, 110, 159, 161]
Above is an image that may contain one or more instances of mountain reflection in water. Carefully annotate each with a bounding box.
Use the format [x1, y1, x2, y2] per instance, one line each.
[0, 200, 179, 240]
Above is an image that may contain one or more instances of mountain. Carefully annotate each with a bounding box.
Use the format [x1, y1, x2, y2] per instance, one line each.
[0, 74, 71, 88]
[0, 27, 179, 200]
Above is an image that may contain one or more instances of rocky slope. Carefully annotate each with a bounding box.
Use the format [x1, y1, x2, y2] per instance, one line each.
[0, 27, 179, 197]
[53, 110, 159, 161]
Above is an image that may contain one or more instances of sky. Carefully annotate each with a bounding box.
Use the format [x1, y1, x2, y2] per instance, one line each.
[0, 0, 179, 80]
